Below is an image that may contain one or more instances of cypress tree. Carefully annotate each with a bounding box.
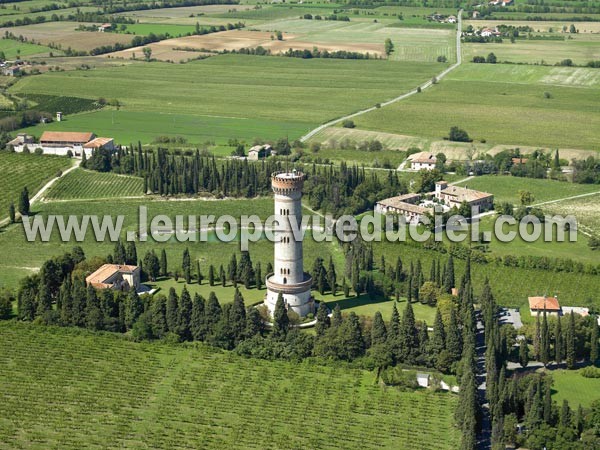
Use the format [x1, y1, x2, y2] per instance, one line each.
[444, 255, 455, 293]
[18, 187, 30, 216]
[8, 202, 15, 223]
[328, 257, 337, 295]
[85, 285, 103, 331]
[150, 295, 167, 338]
[340, 312, 364, 360]
[113, 239, 126, 265]
[273, 293, 289, 339]
[389, 302, 400, 341]
[196, 260, 203, 285]
[219, 264, 226, 287]
[125, 241, 137, 265]
[371, 311, 387, 345]
[124, 290, 143, 330]
[331, 303, 342, 328]
[205, 291, 222, 336]
[182, 248, 191, 284]
[190, 293, 206, 341]
[534, 312, 541, 361]
[160, 249, 168, 277]
[555, 314, 563, 363]
[398, 301, 417, 363]
[431, 309, 446, 357]
[519, 340, 529, 368]
[229, 288, 246, 343]
[395, 256, 403, 282]
[208, 265, 215, 286]
[566, 312, 576, 369]
[591, 317, 599, 366]
[315, 301, 330, 337]
[177, 286, 193, 340]
[447, 308, 462, 363]
[245, 307, 263, 338]
[541, 309, 550, 366]
[166, 288, 179, 333]
[255, 263, 262, 290]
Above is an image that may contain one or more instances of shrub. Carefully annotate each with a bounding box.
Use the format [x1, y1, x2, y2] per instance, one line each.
[34, 147, 44, 155]
[342, 119, 355, 128]
[448, 126, 471, 142]
[581, 366, 600, 378]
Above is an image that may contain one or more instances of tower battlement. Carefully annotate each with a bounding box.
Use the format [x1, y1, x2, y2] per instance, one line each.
[271, 171, 305, 193]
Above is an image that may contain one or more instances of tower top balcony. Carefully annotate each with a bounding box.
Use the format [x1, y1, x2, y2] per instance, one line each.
[271, 171, 305, 194]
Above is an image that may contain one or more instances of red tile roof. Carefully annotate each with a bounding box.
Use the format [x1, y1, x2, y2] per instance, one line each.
[528, 296, 561, 311]
[40, 131, 94, 143]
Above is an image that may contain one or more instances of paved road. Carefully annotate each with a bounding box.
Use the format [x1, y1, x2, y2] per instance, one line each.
[299, 10, 464, 143]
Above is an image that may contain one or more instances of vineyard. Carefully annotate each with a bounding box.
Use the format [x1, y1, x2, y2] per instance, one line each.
[0, 152, 71, 221]
[22, 94, 104, 116]
[0, 322, 460, 450]
[45, 169, 143, 201]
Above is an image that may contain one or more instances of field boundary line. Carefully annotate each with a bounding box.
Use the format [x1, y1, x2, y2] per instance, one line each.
[299, 9, 463, 143]
[532, 190, 600, 207]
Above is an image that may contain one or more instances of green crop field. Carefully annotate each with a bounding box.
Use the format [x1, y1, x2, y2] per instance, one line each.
[0, 321, 460, 450]
[0, 152, 72, 223]
[10, 55, 440, 145]
[45, 168, 144, 201]
[552, 369, 600, 408]
[454, 175, 600, 205]
[0, 38, 59, 59]
[463, 33, 600, 66]
[354, 64, 600, 151]
[113, 23, 197, 36]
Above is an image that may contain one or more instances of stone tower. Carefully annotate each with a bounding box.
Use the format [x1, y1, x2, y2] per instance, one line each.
[265, 171, 314, 317]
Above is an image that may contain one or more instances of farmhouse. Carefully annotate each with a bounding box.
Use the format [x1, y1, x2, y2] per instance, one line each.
[410, 154, 437, 171]
[480, 27, 501, 37]
[511, 157, 529, 165]
[86, 264, 141, 291]
[434, 181, 494, 211]
[98, 23, 113, 32]
[248, 144, 273, 160]
[529, 296, 561, 317]
[374, 193, 428, 224]
[11, 131, 115, 158]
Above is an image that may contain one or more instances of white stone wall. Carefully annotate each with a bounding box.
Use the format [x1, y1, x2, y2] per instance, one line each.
[265, 289, 313, 317]
[272, 189, 304, 285]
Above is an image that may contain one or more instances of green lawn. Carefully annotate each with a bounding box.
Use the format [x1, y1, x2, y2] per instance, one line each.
[0, 152, 72, 222]
[354, 64, 600, 151]
[113, 23, 197, 36]
[45, 168, 144, 201]
[10, 55, 440, 144]
[552, 368, 600, 408]
[0, 321, 460, 449]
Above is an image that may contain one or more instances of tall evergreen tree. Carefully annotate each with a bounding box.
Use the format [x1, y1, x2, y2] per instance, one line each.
[229, 288, 246, 343]
[591, 317, 599, 366]
[315, 302, 330, 337]
[331, 303, 342, 328]
[555, 314, 563, 363]
[204, 291, 222, 336]
[190, 293, 206, 341]
[125, 241, 137, 265]
[208, 265, 215, 286]
[431, 309, 446, 357]
[182, 248, 191, 284]
[273, 293, 289, 339]
[166, 287, 179, 333]
[397, 301, 417, 363]
[443, 255, 455, 293]
[125, 290, 143, 330]
[519, 341, 529, 368]
[18, 186, 30, 216]
[566, 312, 576, 369]
[8, 202, 15, 223]
[447, 308, 463, 363]
[177, 286, 193, 340]
[150, 295, 167, 338]
[160, 249, 168, 277]
[371, 311, 387, 345]
[255, 263, 262, 290]
[540, 309, 550, 366]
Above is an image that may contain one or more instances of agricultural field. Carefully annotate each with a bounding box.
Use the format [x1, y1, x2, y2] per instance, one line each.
[0, 321, 461, 450]
[552, 368, 600, 408]
[463, 33, 600, 66]
[544, 193, 600, 234]
[10, 55, 441, 145]
[111, 23, 197, 37]
[44, 168, 144, 201]
[354, 64, 600, 151]
[0, 152, 72, 223]
[8, 22, 135, 53]
[454, 175, 600, 205]
[0, 37, 59, 59]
